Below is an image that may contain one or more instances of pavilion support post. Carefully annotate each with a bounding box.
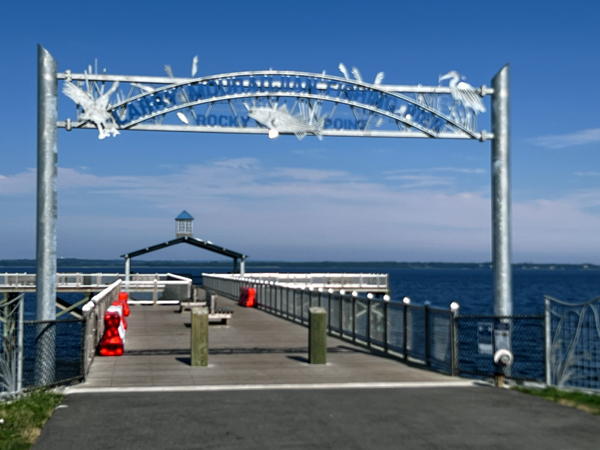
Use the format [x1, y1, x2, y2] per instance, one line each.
[124, 257, 131, 292]
[35, 45, 58, 386]
[240, 259, 246, 276]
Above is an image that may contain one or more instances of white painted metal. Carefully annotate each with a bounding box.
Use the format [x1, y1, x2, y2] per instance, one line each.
[205, 272, 389, 293]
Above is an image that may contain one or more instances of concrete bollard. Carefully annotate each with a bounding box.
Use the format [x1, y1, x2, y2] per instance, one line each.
[191, 307, 209, 367]
[309, 306, 327, 364]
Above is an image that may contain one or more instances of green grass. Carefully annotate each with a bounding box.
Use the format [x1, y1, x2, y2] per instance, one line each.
[514, 386, 600, 415]
[0, 390, 64, 450]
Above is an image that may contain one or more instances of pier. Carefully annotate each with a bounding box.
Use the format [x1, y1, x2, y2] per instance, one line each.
[71, 289, 460, 390]
[33, 288, 600, 450]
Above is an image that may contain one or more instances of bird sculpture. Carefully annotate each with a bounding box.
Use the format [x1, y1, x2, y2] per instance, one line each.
[439, 71, 486, 114]
[339, 63, 384, 85]
[62, 81, 120, 139]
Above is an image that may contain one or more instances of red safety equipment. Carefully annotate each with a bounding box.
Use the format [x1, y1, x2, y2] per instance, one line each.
[111, 301, 128, 331]
[99, 307, 125, 356]
[117, 292, 130, 316]
[238, 287, 256, 307]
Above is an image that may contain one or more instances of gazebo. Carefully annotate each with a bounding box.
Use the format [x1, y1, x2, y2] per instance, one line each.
[121, 211, 248, 287]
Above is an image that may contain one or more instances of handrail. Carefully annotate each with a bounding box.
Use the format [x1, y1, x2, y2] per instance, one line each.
[82, 279, 122, 375]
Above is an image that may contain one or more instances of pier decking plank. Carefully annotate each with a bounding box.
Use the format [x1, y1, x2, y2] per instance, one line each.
[73, 292, 460, 389]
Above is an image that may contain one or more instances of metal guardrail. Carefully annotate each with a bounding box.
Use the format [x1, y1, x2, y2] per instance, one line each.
[0, 272, 193, 295]
[82, 280, 122, 375]
[202, 274, 456, 374]
[545, 295, 600, 392]
[205, 272, 390, 293]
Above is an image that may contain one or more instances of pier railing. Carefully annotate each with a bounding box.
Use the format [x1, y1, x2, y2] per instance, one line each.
[202, 274, 456, 374]
[0, 273, 192, 300]
[82, 280, 122, 375]
[205, 272, 389, 293]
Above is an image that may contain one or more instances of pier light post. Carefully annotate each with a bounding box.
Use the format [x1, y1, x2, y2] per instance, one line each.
[36, 45, 58, 385]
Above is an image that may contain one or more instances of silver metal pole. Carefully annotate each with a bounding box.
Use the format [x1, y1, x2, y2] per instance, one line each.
[17, 294, 24, 394]
[544, 296, 552, 386]
[240, 259, 246, 276]
[491, 64, 512, 317]
[35, 45, 58, 386]
[36, 44, 58, 321]
[124, 257, 131, 292]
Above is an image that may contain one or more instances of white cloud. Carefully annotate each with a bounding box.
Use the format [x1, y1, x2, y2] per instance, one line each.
[574, 171, 600, 177]
[1, 159, 599, 262]
[384, 167, 486, 189]
[532, 128, 600, 149]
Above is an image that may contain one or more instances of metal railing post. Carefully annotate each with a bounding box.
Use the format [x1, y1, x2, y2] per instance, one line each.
[450, 302, 460, 376]
[402, 298, 409, 359]
[16, 294, 24, 394]
[383, 299, 389, 354]
[366, 296, 371, 347]
[544, 296, 552, 386]
[424, 301, 431, 366]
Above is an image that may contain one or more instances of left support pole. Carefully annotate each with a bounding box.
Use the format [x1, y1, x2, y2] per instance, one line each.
[35, 45, 58, 385]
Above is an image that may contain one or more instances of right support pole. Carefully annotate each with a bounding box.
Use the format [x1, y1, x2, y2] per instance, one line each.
[491, 64, 513, 318]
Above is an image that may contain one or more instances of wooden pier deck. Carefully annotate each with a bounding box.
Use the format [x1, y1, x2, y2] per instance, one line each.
[71, 291, 465, 390]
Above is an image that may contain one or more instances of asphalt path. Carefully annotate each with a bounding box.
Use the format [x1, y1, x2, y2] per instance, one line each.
[34, 385, 600, 450]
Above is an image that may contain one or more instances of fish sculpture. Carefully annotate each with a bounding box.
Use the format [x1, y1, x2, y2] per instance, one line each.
[248, 105, 324, 140]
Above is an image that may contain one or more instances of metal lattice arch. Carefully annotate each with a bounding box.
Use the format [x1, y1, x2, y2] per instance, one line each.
[59, 70, 493, 141]
[37, 45, 512, 331]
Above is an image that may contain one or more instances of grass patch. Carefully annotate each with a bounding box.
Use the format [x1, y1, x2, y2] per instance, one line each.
[514, 386, 600, 415]
[0, 390, 64, 450]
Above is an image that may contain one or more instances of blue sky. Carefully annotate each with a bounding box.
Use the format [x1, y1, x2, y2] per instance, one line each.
[1, 0, 599, 263]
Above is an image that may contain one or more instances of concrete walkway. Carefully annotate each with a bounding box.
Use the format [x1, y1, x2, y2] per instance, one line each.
[70, 293, 463, 390]
[33, 293, 600, 449]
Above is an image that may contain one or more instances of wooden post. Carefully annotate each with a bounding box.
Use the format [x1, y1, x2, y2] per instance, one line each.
[191, 307, 209, 366]
[309, 306, 327, 364]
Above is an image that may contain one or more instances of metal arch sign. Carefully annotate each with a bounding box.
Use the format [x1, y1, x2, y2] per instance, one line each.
[37, 46, 512, 336]
[58, 62, 494, 141]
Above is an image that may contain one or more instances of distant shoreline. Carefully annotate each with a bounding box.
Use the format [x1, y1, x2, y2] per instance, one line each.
[0, 259, 598, 271]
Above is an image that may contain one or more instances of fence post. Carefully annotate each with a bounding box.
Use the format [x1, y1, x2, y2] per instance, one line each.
[351, 292, 356, 342]
[153, 276, 158, 305]
[309, 306, 327, 364]
[450, 302, 460, 376]
[339, 290, 345, 335]
[327, 289, 332, 333]
[191, 307, 209, 367]
[383, 295, 389, 354]
[402, 297, 410, 359]
[544, 296, 552, 386]
[424, 301, 431, 366]
[16, 294, 24, 394]
[365, 293, 371, 347]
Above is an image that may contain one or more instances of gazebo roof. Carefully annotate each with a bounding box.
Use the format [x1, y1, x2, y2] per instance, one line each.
[175, 210, 194, 220]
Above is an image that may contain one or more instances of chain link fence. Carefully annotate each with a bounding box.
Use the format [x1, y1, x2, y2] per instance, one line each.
[455, 315, 545, 381]
[21, 319, 86, 389]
